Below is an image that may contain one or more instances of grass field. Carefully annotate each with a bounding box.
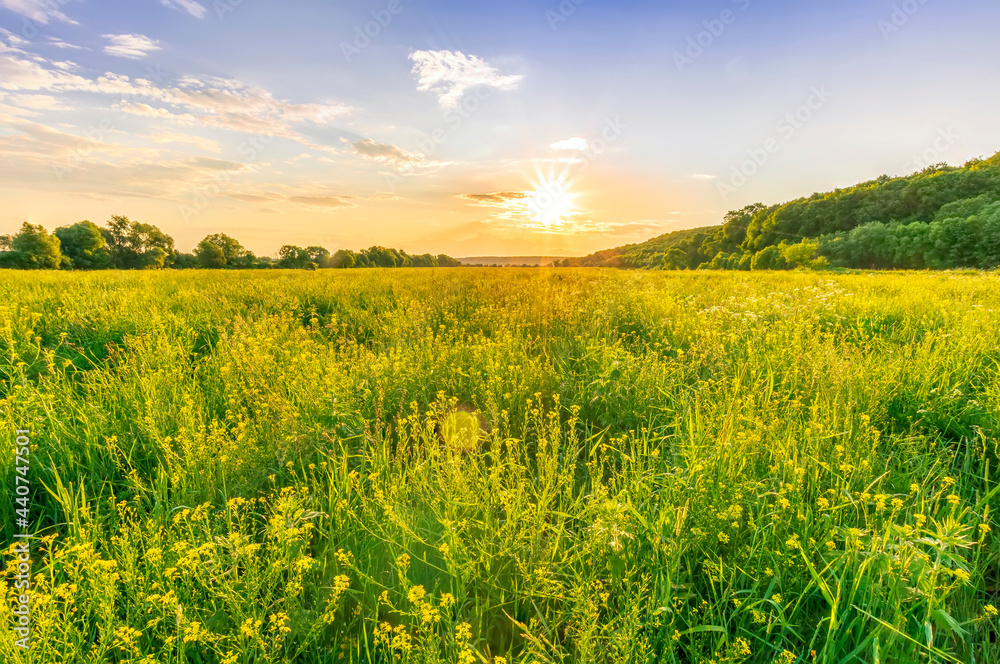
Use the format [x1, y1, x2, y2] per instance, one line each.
[1, 268, 999, 663]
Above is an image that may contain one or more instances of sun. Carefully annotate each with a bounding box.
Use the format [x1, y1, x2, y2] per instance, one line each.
[525, 171, 579, 225]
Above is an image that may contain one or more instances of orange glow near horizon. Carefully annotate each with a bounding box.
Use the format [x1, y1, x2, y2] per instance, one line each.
[525, 169, 580, 228]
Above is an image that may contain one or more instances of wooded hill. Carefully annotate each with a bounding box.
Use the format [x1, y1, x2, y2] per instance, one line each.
[557, 150, 1000, 270]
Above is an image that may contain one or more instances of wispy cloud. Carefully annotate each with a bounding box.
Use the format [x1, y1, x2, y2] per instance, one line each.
[550, 137, 588, 151]
[351, 138, 424, 167]
[147, 129, 222, 154]
[409, 50, 522, 108]
[459, 192, 529, 206]
[9, 93, 69, 110]
[160, 0, 207, 19]
[0, 43, 351, 143]
[44, 36, 88, 50]
[289, 195, 358, 209]
[102, 34, 162, 60]
[0, 0, 77, 25]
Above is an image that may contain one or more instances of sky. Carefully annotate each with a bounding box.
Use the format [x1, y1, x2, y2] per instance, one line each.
[1, 0, 999, 258]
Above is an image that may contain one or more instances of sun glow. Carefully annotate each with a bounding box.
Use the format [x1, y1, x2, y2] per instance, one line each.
[525, 171, 579, 226]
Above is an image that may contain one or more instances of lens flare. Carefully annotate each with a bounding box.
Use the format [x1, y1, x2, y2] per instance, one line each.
[525, 171, 578, 225]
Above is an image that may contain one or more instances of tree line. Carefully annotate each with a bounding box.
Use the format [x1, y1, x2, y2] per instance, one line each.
[0, 216, 461, 270]
[559, 150, 1000, 271]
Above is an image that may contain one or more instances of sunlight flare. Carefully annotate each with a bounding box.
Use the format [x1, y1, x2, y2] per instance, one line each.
[525, 170, 579, 226]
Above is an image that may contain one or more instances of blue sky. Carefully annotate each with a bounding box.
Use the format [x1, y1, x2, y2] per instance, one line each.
[1, 0, 998, 257]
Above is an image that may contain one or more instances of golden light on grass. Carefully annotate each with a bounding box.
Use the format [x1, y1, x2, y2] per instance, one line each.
[440, 407, 486, 453]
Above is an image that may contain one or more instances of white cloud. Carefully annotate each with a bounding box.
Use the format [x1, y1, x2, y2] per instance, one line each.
[0, 45, 351, 134]
[691, 173, 717, 180]
[114, 101, 194, 122]
[0, 26, 29, 47]
[409, 50, 522, 108]
[0, 44, 356, 189]
[0, 0, 77, 25]
[10, 93, 69, 110]
[146, 129, 222, 153]
[0, 51, 91, 90]
[351, 138, 424, 167]
[550, 137, 588, 151]
[44, 36, 87, 50]
[160, 0, 207, 19]
[102, 34, 162, 60]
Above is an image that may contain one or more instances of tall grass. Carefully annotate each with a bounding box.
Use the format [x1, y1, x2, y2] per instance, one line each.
[1, 268, 998, 663]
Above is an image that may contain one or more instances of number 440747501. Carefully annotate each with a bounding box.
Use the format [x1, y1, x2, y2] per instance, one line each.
[14, 430, 31, 525]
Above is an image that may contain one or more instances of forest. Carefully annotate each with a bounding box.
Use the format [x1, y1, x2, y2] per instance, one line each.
[0, 215, 461, 271]
[558, 150, 1000, 271]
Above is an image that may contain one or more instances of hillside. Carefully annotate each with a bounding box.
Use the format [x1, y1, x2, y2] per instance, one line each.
[561, 150, 1000, 270]
[459, 256, 560, 266]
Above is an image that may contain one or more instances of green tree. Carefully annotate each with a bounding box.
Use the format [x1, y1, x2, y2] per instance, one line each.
[362, 246, 399, 268]
[173, 253, 199, 269]
[278, 245, 311, 269]
[750, 245, 788, 271]
[329, 249, 357, 269]
[195, 240, 227, 268]
[102, 216, 175, 269]
[0, 222, 64, 269]
[305, 246, 331, 268]
[194, 233, 249, 268]
[780, 239, 822, 268]
[55, 221, 111, 270]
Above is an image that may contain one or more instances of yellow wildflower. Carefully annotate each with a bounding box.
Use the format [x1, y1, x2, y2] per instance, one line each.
[420, 601, 440, 624]
[733, 637, 752, 657]
[269, 612, 291, 637]
[182, 621, 208, 644]
[776, 651, 797, 664]
[407, 585, 426, 605]
[335, 549, 353, 567]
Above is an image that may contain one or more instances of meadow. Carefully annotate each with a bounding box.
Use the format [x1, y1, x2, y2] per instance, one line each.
[1, 268, 998, 663]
